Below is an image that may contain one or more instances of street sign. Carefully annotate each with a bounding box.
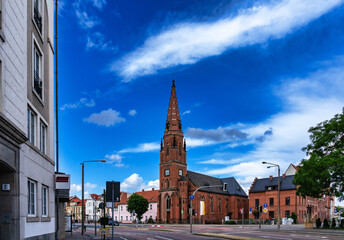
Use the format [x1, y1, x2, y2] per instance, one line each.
[99, 228, 109, 235]
[106, 181, 120, 202]
[263, 203, 268, 208]
[181, 209, 184, 214]
[334, 209, 337, 213]
[249, 208, 252, 213]
[263, 208, 268, 213]
[190, 195, 194, 200]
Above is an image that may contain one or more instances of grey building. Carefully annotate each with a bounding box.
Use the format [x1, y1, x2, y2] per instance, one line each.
[0, 0, 55, 239]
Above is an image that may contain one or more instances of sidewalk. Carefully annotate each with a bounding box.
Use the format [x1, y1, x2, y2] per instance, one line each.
[65, 231, 104, 240]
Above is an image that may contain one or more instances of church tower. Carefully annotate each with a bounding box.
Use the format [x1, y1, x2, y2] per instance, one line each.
[158, 80, 188, 223]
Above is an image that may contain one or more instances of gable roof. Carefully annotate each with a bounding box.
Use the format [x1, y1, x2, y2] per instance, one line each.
[187, 171, 248, 197]
[249, 175, 296, 193]
[116, 190, 159, 205]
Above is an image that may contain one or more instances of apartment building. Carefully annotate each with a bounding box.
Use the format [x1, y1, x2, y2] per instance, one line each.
[0, 0, 55, 239]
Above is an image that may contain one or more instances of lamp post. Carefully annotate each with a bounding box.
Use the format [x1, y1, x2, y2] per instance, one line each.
[81, 160, 106, 235]
[262, 161, 280, 230]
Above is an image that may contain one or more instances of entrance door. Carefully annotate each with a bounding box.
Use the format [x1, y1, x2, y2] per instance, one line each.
[166, 211, 171, 223]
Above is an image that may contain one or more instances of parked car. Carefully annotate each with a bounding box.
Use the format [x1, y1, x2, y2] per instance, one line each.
[108, 219, 119, 226]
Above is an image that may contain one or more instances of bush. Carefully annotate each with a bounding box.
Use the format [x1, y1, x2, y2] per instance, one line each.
[147, 216, 155, 224]
[291, 212, 297, 224]
[229, 220, 236, 224]
[323, 218, 329, 228]
[331, 218, 336, 228]
[339, 219, 344, 228]
[315, 218, 321, 228]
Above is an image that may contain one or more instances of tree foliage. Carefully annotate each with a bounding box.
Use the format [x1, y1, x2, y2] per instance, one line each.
[294, 109, 344, 200]
[127, 193, 148, 221]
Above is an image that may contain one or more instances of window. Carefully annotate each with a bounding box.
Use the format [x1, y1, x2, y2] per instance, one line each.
[255, 199, 259, 207]
[121, 206, 123, 211]
[285, 197, 290, 206]
[33, 0, 42, 32]
[210, 197, 214, 213]
[219, 199, 222, 213]
[40, 121, 46, 154]
[179, 169, 183, 176]
[166, 180, 169, 189]
[28, 180, 36, 216]
[126, 206, 128, 211]
[115, 216, 117, 220]
[121, 216, 123, 221]
[166, 196, 171, 210]
[285, 210, 290, 218]
[42, 186, 48, 216]
[150, 204, 152, 210]
[145, 216, 147, 220]
[33, 46, 42, 98]
[165, 169, 170, 176]
[269, 211, 275, 218]
[269, 198, 274, 206]
[126, 216, 128, 220]
[27, 109, 36, 145]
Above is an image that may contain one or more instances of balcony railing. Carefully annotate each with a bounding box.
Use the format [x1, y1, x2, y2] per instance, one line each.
[34, 70, 42, 98]
[34, 4, 42, 33]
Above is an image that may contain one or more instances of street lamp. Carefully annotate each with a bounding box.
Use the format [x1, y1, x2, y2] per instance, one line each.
[81, 160, 106, 235]
[262, 161, 280, 230]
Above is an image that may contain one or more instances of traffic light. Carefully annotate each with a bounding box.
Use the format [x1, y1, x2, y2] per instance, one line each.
[223, 183, 228, 191]
[192, 209, 195, 216]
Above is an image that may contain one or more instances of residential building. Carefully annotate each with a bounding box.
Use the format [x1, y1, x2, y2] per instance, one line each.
[157, 81, 248, 224]
[65, 195, 80, 219]
[85, 194, 103, 222]
[0, 0, 55, 239]
[248, 164, 334, 223]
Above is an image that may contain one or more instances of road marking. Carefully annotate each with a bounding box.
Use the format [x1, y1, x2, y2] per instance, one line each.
[155, 236, 174, 240]
[321, 237, 328, 239]
[261, 236, 291, 240]
[120, 237, 128, 240]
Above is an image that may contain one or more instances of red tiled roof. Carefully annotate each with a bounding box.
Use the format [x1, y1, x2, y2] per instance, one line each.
[90, 194, 102, 200]
[76, 200, 87, 206]
[116, 190, 159, 205]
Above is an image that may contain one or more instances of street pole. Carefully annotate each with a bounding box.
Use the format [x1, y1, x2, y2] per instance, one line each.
[112, 181, 114, 240]
[82, 163, 85, 235]
[242, 207, 244, 227]
[259, 206, 261, 229]
[278, 166, 280, 230]
[190, 199, 193, 233]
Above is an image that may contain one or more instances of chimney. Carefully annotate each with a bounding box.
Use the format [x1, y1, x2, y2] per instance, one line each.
[282, 173, 286, 178]
[152, 188, 154, 191]
[142, 189, 144, 192]
[269, 175, 273, 180]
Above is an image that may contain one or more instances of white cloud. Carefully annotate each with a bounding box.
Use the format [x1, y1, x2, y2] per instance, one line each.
[83, 108, 126, 127]
[201, 58, 344, 192]
[111, 0, 343, 81]
[119, 142, 160, 153]
[75, 9, 100, 29]
[121, 173, 143, 191]
[128, 109, 137, 116]
[92, 0, 107, 9]
[70, 182, 97, 194]
[121, 174, 159, 192]
[182, 110, 191, 115]
[60, 98, 95, 111]
[86, 32, 118, 52]
[71, 184, 82, 193]
[105, 154, 124, 167]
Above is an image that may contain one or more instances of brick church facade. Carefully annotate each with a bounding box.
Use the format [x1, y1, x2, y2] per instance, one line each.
[157, 81, 248, 224]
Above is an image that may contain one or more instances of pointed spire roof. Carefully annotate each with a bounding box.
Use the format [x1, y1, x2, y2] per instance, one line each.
[165, 80, 182, 134]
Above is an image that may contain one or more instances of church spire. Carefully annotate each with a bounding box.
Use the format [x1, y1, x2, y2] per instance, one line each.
[165, 80, 182, 134]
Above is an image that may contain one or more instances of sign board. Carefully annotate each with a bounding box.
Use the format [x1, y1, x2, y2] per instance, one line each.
[2, 184, 10, 191]
[99, 228, 109, 235]
[200, 201, 205, 215]
[225, 216, 230, 222]
[263, 203, 268, 208]
[263, 208, 268, 213]
[56, 174, 70, 190]
[65, 216, 71, 231]
[106, 181, 120, 203]
[249, 208, 252, 213]
[190, 195, 194, 200]
[240, 208, 244, 214]
[334, 209, 337, 213]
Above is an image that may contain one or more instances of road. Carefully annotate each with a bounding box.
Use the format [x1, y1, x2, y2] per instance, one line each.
[69, 223, 344, 240]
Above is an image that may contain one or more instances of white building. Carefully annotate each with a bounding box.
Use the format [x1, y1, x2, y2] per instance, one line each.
[85, 194, 103, 222]
[0, 0, 55, 239]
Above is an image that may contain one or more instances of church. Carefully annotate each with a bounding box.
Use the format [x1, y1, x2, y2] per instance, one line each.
[157, 81, 249, 224]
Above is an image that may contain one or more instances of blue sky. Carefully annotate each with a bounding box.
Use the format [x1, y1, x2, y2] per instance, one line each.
[57, 0, 344, 204]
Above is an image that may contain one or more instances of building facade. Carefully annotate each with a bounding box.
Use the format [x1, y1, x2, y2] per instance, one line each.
[0, 0, 55, 239]
[248, 164, 334, 223]
[157, 81, 248, 224]
[85, 194, 103, 222]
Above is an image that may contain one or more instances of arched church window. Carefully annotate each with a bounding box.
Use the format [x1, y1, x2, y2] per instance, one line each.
[219, 199, 222, 213]
[166, 196, 171, 210]
[179, 144, 182, 155]
[166, 180, 169, 189]
[210, 197, 214, 213]
[226, 199, 229, 215]
[166, 144, 169, 155]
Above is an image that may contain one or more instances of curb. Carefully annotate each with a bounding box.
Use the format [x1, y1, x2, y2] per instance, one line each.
[194, 233, 267, 240]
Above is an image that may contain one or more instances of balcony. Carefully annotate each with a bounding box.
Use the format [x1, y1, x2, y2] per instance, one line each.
[34, 70, 42, 98]
[34, 5, 42, 33]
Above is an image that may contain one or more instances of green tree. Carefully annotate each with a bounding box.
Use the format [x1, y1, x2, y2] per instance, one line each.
[127, 193, 149, 221]
[293, 109, 344, 200]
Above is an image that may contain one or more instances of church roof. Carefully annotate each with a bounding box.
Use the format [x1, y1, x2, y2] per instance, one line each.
[165, 80, 183, 134]
[249, 175, 296, 193]
[187, 171, 248, 197]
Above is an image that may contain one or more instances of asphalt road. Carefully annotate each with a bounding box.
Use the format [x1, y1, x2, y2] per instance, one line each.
[71, 223, 344, 240]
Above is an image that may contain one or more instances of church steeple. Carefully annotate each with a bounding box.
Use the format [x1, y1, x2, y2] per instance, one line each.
[165, 80, 183, 135]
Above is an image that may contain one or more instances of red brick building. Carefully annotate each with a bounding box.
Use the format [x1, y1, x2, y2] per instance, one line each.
[157, 81, 248, 224]
[248, 164, 334, 223]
